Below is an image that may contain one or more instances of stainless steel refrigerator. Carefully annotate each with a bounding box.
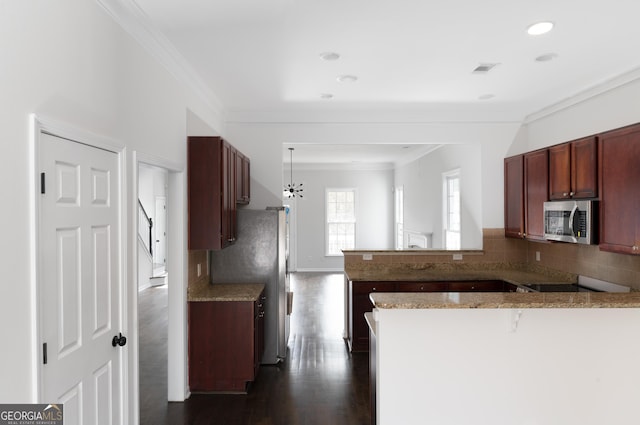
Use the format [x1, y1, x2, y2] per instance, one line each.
[209, 207, 291, 364]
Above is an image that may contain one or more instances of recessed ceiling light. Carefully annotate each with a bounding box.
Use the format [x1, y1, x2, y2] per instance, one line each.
[319, 52, 340, 61]
[535, 53, 558, 62]
[337, 75, 358, 83]
[478, 94, 495, 100]
[527, 21, 554, 36]
[320, 93, 334, 100]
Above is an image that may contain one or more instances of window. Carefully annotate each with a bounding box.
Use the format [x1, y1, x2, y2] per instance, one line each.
[326, 188, 356, 255]
[395, 186, 404, 249]
[443, 169, 461, 250]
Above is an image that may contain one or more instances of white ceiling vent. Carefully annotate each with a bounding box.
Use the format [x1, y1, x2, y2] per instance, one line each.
[472, 63, 499, 74]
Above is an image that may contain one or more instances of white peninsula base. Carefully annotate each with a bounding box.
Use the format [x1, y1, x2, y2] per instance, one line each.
[372, 307, 640, 425]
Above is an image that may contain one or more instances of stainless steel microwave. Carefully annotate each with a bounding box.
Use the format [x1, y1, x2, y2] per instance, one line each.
[543, 200, 597, 244]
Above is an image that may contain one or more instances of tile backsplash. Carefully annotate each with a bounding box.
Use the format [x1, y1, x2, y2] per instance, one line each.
[343, 228, 640, 290]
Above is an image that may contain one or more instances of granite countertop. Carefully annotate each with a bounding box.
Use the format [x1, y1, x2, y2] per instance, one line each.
[370, 292, 640, 309]
[345, 263, 576, 286]
[188, 280, 265, 302]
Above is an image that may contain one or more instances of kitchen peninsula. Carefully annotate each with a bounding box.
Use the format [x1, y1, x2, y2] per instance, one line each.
[368, 290, 640, 425]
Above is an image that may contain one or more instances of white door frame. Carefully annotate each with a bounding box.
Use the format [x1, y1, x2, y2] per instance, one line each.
[29, 114, 128, 417]
[132, 151, 187, 417]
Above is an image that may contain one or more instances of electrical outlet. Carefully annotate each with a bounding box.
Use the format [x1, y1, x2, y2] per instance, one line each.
[197, 263, 202, 277]
[362, 253, 373, 261]
[535, 251, 541, 262]
[453, 253, 463, 261]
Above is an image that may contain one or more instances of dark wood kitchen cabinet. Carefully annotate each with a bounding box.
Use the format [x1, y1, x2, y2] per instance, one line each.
[188, 291, 265, 392]
[348, 280, 518, 352]
[188, 136, 249, 250]
[524, 149, 549, 241]
[598, 124, 640, 255]
[504, 155, 525, 239]
[549, 136, 597, 200]
[349, 281, 395, 352]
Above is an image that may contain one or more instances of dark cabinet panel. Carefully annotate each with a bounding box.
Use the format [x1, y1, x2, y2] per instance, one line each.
[504, 155, 525, 239]
[524, 149, 549, 241]
[188, 295, 264, 392]
[571, 136, 598, 199]
[188, 137, 225, 250]
[348, 280, 513, 352]
[599, 125, 640, 254]
[349, 282, 395, 352]
[236, 151, 251, 204]
[549, 137, 597, 200]
[188, 137, 249, 250]
[549, 143, 571, 200]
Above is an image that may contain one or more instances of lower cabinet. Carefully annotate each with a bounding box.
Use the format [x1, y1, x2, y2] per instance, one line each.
[188, 291, 265, 392]
[348, 280, 516, 352]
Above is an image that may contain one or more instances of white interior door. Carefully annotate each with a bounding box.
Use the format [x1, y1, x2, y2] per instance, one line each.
[39, 132, 123, 425]
[154, 196, 166, 269]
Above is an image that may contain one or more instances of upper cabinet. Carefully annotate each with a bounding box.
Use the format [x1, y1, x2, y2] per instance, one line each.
[504, 155, 524, 239]
[524, 149, 549, 241]
[188, 136, 250, 250]
[549, 136, 597, 200]
[598, 124, 640, 255]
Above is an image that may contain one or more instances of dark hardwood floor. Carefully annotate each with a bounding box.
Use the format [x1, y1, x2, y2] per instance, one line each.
[139, 272, 370, 425]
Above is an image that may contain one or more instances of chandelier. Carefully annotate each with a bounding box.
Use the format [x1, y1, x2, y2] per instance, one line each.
[284, 147, 303, 199]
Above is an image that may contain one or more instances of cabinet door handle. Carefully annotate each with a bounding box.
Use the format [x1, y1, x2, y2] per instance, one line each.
[569, 191, 575, 196]
[563, 192, 568, 197]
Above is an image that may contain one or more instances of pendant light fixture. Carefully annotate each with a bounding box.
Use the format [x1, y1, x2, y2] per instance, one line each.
[284, 147, 303, 199]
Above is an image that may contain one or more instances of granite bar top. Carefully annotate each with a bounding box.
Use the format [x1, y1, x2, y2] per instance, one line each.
[370, 292, 640, 309]
[345, 263, 576, 286]
[188, 280, 265, 302]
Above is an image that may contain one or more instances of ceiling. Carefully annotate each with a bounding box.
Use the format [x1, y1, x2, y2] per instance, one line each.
[131, 0, 640, 163]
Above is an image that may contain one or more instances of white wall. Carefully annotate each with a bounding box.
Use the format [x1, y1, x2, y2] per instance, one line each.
[227, 122, 521, 230]
[288, 166, 394, 270]
[0, 0, 220, 411]
[375, 307, 640, 425]
[394, 144, 483, 249]
[525, 78, 640, 152]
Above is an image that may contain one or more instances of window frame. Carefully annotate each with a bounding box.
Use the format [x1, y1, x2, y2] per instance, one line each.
[395, 185, 404, 250]
[325, 187, 357, 256]
[442, 169, 461, 250]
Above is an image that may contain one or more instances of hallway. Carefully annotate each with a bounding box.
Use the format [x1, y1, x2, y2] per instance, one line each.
[139, 272, 370, 425]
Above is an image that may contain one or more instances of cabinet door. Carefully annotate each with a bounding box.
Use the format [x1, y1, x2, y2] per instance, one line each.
[524, 149, 549, 240]
[236, 152, 251, 204]
[396, 282, 449, 292]
[599, 125, 640, 254]
[221, 141, 236, 247]
[188, 301, 255, 392]
[188, 137, 224, 250]
[349, 282, 395, 352]
[549, 143, 571, 200]
[448, 280, 506, 292]
[571, 136, 598, 199]
[504, 155, 524, 238]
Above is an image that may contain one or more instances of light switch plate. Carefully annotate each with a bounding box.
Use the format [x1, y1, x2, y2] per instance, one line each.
[452, 253, 463, 261]
[197, 263, 202, 277]
[362, 253, 373, 261]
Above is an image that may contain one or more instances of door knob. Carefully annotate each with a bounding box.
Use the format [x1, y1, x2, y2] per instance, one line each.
[112, 333, 127, 347]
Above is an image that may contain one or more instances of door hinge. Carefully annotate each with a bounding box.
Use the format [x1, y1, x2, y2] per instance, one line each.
[40, 172, 46, 194]
[43, 342, 47, 364]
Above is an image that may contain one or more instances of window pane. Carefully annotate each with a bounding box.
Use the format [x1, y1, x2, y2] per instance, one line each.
[326, 189, 356, 255]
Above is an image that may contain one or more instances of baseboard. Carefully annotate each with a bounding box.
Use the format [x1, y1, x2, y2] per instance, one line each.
[294, 268, 344, 273]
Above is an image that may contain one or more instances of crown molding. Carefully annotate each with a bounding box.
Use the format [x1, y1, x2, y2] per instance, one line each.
[95, 0, 225, 121]
[524, 66, 640, 124]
